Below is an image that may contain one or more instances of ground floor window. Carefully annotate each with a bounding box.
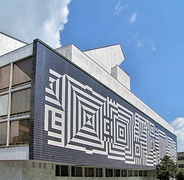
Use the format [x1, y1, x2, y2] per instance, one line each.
[122, 169, 127, 177]
[85, 167, 94, 177]
[106, 168, 113, 177]
[128, 170, 133, 177]
[72, 166, 83, 177]
[114, 169, 120, 177]
[96, 168, 103, 177]
[55, 165, 69, 176]
[55, 165, 148, 178]
[134, 170, 138, 176]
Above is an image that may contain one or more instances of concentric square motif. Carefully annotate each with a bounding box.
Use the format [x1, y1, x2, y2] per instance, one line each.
[43, 68, 177, 166]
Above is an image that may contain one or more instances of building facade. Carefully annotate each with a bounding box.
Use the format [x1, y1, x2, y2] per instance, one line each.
[0, 32, 177, 179]
[178, 152, 184, 168]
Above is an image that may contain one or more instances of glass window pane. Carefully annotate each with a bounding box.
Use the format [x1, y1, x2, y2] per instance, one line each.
[128, 170, 133, 177]
[76, 167, 82, 177]
[71, 166, 83, 177]
[106, 169, 113, 177]
[10, 119, 29, 144]
[85, 167, 94, 177]
[143, 171, 147, 176]
[61, 165, 69, 176]
[139, 170, 143, 177]
[134, 170, 138, 176]
[114, 169, 120, 177]
[0, 65, 10, 91]
[0, 94, 9, 117]
[122, 170, 127, 177]
[11, 88, 31, 115]
[12, 64, 31, 87]
[55, 165, 60, 176]
[0, 122, 7, 145]
[96, 168, 103, 177]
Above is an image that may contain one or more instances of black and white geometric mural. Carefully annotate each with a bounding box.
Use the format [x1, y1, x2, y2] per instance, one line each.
[44, 68, 176, 167]
[31, 41, 176, 169]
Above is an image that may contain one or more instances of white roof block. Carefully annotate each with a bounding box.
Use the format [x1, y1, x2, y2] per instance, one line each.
[84, 44, 125, 73]
[0, 32, 27, 56]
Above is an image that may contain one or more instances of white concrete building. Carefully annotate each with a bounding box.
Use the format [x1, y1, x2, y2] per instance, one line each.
[0, 32, 177, 179]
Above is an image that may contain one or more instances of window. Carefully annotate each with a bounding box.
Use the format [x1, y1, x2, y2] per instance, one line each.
[143, 171, 147, 177]
[134, 170, 138, 176]
[106, 168, 113, 177]
[72, 166, 83, 177]
[12, 64, 31, 87]
[0, 94, 8, 117]
[85, 167, 94, 177]
[179, 164, 184, 168]
[139, 170, 143, 177]
[0, 65, 10, 91]
[0, 122, 7, 145]
[10, 119, 29, 144]
[128, 170, 133, 177]
[121, 169, 127, 177]
[96, 168, 103, 177]
[114, 169, 120, 177]
[11, 88, 31, 116]
[55, 165, 60, 176]
[55, 165, 69, 176]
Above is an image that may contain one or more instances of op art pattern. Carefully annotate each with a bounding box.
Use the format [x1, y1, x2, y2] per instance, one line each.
[44, 68, 176, 167]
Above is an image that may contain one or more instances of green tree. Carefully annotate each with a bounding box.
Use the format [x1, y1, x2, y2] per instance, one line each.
[156, 155, 177, 180]
[176, 168, 184, 180]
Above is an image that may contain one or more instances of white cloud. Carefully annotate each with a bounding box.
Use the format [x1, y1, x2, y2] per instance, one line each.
[114, 2, 127, 16]
[171, 118, 184, 152]
[136, 39, 143, 48]
[133, 31, 140, 40]
[129, 13, 137, 24]
[0, 0, 71, 48]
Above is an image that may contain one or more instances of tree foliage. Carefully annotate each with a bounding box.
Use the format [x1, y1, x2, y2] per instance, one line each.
[156, 155, 177, 180]
[176, 168, 184, 180]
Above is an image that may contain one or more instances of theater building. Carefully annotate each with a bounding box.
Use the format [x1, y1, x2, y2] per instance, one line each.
[0, 32, 177, 179]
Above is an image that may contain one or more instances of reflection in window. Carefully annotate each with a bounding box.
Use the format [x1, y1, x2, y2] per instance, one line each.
[12, 64, 31, 87]
[114, 169, 120, 177]
[0, 94, 9, 117]
[106, 169, 113, 177]
[10, 119, 29, 144]
[128, 170, 133, 177]
[122, 169, 127, 177]
[11, 88, 31, 115]
[0, 65, 10, 91]
[72, 166, 83, 177]
[0, 122, 7, 145]
[134, 170, 138, 176]
[143, 171, 147, 177]
[55, 165, 69, 176]
[139, 170, 143, 177]
[96, 168, 103, 177]
[85, 167, 94, 177]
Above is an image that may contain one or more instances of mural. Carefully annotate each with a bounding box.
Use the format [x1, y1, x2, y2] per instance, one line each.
[31, 41, 176, 169]
[44, 68, 176, 166]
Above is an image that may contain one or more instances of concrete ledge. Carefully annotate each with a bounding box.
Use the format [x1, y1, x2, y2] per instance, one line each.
[0, 43, 33, 67]
[0, 145, 29, 160]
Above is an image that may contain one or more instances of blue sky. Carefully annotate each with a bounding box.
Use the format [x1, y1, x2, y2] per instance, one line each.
[61, 0, 184, 123]
[0, 0, 183, 151]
